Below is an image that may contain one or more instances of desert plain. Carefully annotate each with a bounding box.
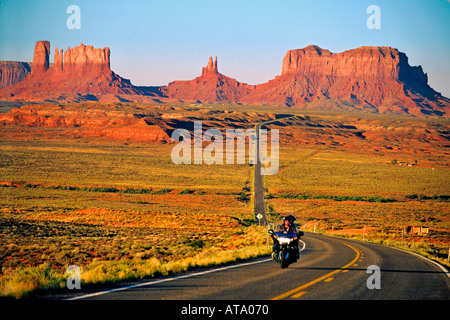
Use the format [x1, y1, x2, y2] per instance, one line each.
[0, 101, 448, 298]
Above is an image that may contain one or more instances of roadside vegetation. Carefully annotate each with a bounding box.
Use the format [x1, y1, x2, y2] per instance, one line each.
[0, 138, 270, 298]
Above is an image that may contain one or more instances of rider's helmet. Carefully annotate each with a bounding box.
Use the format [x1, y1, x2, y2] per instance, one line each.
[283, 215, 296, 225]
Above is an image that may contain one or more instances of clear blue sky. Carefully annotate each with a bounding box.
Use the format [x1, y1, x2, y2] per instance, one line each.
[1, 0, 449, 97]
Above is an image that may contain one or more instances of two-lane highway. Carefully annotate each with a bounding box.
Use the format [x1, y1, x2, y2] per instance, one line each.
[58, 116, 448, 301]
[253, 115, 295, 225]
[63, 232, 449, 300]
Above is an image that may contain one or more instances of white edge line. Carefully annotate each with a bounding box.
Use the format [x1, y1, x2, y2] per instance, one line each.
[317, 232, 449, 279]
[387, 245, 450, 279]
[299, 240, 306, 252]
[65, 258, 271, 300]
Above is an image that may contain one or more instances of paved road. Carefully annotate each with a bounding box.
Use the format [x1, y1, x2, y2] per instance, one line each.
[63, 232, 449, 300]
[253, 121, 267, 225]
[56, 115, 449, 302]
[253, 116, 294, 225]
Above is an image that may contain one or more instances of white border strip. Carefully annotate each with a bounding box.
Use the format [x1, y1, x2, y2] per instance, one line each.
[388, 245, 450, 279]
[318, 232, 449, 279]
[299, 240, 306, 252]
[65, 258, 271, 300]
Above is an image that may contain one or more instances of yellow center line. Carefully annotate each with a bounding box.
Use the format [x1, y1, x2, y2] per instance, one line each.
[271, 243, 360, 300]
[291, 291, 307, 298]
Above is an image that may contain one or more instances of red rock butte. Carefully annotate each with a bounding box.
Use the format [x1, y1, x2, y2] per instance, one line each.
[239, 45, 447, 116]
[163, 56, 254, 103]
[202, 56, 218, 75]
[0, 41, 144, 101]
[54, 44, 111, 76]
[32, 40, 50, 74]
[0, 41, 449, 117]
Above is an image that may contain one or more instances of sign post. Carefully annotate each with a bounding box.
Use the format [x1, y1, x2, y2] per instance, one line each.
[257, 213, 263, 226]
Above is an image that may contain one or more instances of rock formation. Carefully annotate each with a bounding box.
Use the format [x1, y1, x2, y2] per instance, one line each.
[202, 56, 218, 75]
[239, 45, 449, 116]
[56, 44, 111, 76]
[0, 41, 148, 100]
[0, 104, 172, 143]
[32, 41, 50, 74]
[0, 41, 448, 117]
[54, 48, 63, 73]
[0, 61, 31, 89]
[163, 56, 254, 103]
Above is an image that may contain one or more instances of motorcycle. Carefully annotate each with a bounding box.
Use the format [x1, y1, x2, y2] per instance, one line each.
[268, 229, 304, 268]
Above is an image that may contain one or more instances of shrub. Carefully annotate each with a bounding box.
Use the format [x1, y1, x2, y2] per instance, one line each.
[237, 192, 250, 203]
[188, 240, 205, 250]
[178, 188, 195, 195]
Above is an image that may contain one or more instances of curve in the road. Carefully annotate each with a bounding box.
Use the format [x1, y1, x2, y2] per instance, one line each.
[61, 233, 449, 300]
[271, 242, 360, 300]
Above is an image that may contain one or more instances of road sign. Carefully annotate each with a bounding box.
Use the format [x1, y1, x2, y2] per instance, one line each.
[257, 213, 263, 226]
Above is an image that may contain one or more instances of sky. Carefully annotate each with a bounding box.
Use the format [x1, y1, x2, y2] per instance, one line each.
[0, 0, 449, 97]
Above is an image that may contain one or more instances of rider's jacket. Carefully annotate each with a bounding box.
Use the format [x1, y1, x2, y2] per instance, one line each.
[276, 223, 298, 234]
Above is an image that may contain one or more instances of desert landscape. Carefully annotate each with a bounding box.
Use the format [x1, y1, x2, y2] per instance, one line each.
[1, 40, 449, 117]
[0, 2, 449, 300]
[0, 99, 448, 298]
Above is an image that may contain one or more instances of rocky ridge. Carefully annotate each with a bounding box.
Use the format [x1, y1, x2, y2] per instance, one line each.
[0, 41, 448, 117]
[0, 41, 153, 101]
[239, 45, 448, 116]
[0, 61, 31, 89]
[162, 56, 254, 103]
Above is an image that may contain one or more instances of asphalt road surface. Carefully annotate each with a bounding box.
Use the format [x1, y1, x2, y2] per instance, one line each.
[253, 121, 267, 225]
[253, 116, 294, 225]
[63, 232, 449, 300]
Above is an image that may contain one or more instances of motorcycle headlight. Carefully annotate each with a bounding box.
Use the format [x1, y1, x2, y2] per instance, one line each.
[278, 237, 291, 244]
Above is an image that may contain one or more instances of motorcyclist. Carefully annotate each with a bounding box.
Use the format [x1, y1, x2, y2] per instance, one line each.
[277, 215, 298, 234]
[271, 215, 300, 260]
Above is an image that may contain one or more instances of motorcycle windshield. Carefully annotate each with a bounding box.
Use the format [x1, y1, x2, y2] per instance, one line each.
[273, 232, 297, 239]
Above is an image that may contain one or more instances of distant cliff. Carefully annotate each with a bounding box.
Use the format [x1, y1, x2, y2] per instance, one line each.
[0, 61, 31, 89]
[0, 41, 145, 101]
[53, 43, 111, 76]
[1, 41, 448, 117]
[163, 56, 254, 103]
[239, 45, 448, 116]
